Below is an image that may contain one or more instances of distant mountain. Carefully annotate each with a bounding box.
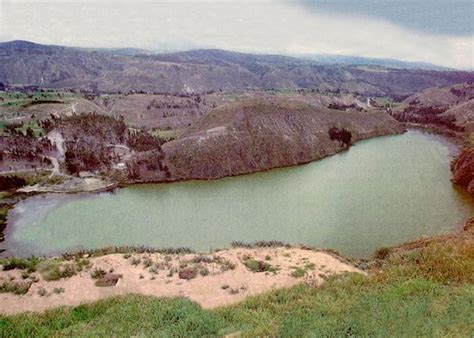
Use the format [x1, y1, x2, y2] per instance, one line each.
[301, 54, 453, 71]
[0, 40, 472, 96]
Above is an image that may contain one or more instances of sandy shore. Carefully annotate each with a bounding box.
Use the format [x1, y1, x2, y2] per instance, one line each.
[0, 247, 361, 315]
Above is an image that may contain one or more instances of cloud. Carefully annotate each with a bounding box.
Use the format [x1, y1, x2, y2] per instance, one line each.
[294, 0, 473, 37]
[0, 0, 472, 69]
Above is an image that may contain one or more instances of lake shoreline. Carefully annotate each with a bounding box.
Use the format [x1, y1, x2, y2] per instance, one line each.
[0, 220, 472, 316]
[2, 130, 472, 258]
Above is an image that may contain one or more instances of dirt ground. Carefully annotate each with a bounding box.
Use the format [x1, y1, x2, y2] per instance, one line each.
[0, 247, 361, 315]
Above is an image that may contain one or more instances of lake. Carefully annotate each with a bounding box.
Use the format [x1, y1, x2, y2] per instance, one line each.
[2, 130, 473, 257]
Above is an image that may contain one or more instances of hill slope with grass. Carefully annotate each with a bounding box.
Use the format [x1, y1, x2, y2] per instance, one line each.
[161, 99, 404, 180]
[1, 223, 472, 336]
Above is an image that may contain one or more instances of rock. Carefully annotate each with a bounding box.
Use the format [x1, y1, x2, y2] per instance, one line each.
[464, 217, 474, 232]
[451, 148, 474, 197]
[178, 268, 198, 280]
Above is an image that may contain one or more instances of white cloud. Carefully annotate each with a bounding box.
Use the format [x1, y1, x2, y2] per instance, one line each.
[0, 0, 472, 69]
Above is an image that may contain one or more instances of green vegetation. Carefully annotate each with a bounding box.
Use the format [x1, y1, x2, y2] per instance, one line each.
[290, 267, 306, 278]
[90, 268, 106, 280]
[36, 261, 77, 281]
[150, 129, 178, 142]
[231, 240, 289, 248]
[241, 255, 279, 274]
[290, 261, 316, 278]
[0, 256, 42, 272]
[0, 237, 473, 336]
[15, 121, 45, 138]
[0, 280, 31, 295]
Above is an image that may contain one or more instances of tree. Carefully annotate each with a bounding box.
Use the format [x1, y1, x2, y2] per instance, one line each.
[26, 127, 35, 138]
[328, 127, 352, 147]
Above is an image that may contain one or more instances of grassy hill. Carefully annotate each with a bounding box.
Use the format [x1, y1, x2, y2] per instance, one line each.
[161, 98, 404, 180]
[1, 225, 472, 336]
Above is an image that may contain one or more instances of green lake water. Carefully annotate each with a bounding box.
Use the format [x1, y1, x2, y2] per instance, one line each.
[3, 130, 473, 257]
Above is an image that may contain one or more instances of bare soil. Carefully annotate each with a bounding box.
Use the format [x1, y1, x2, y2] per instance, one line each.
[0, 247, 361, 314]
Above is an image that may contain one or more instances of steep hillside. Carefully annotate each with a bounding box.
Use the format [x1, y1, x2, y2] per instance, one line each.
[403, 83, 474, 106]
[441, 100, 474, 133]
[161, 99, 404, 180]
[391, 83, 474, 135]
[1, 41, 473, 97]
[451, 148, 474, 195]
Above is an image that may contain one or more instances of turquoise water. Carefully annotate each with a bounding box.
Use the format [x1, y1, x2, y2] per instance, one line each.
[3, 130, 473, 257]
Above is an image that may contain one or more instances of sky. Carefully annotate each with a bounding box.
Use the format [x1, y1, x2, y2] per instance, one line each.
[0, 0, 472, 69]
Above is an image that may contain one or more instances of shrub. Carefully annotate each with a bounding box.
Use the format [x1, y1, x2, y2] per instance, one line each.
[75, 258, 90, 271]
[130, 257, 141, 266]
[95, 273, 121, 287]
[0, 175, 27, 191]
[328, 127, 352, 146]
[199, 266, 210, 276]
[242, 257, 278, 274]
[179, 267, 198, 280]
[52, 287, 65, 294]
[37, 287, 47, 297]
[0, 257, 41, 272]
[90, 268, 107, 279]
[0, 280, 31, 295]
[143, 257, 153, 268]
[291, 267, 306, 278]
[374, 247, 391, 260]
[37, 261, 76, 281]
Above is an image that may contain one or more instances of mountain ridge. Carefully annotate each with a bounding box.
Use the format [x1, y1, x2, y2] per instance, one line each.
[0, 40, 473, 96]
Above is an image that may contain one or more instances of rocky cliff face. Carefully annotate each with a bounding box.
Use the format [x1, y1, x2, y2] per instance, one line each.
[451, 148, 474, 196]
[160, 99, 404, 180]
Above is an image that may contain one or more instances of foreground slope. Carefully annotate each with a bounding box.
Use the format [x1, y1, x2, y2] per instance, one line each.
[1, 222, 472, 336]
[162, 99, 404, 180]
[0, 247, 359, 314]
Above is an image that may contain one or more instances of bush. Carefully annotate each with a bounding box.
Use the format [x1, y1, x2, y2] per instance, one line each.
[291, 267, 306, 278]
[37, 287, 47, 297]
[0, 257, 41, 272]
[328, 127, 352, 146]
[0, 175, 27, 191]
[37, 261, 76, 281]
[90, 268, 107, 279]
[0, 280, 31, 295]
[179, 267, 198, 280]
[95, 274, 121, 287]
[242, 256, 278, 274]
[374, 247, 391, 260]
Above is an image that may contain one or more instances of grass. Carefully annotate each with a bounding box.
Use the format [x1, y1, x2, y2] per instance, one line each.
[150, 129, 179, 142]
[0, 236, 473, 336]
[0, 275, 472, 336]
[36, 261, 77, 281]
[0, 280, 32, 295]
[241, 256, 279, 274]
[90, 268, 106, 280]
[290, 267, 306, 278]
[0, 256, 42, 272]
[231, 240, 290, 248]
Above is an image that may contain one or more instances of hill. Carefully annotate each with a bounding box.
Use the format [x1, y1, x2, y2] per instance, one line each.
[1, 41, 473, 96]
[161, 99, 404, 180]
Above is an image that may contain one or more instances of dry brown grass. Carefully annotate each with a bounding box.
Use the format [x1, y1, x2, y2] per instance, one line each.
[374, 227, 474, 284]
